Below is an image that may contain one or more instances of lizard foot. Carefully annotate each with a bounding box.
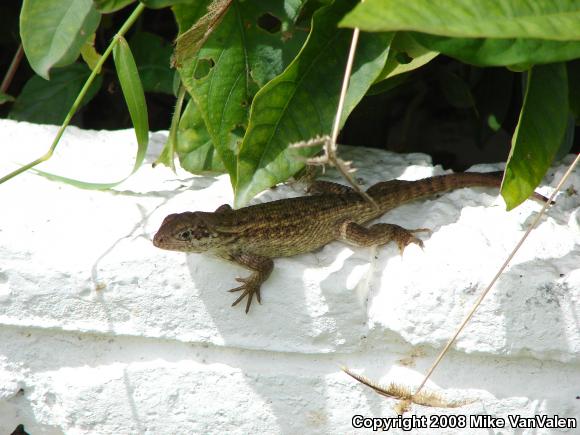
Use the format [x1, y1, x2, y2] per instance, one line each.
[229, 276, 262, 314]
[395, 227, 430, 254]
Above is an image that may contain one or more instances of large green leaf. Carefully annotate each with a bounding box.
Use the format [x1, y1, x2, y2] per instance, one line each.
[9, 64, 102, 124]
[172, 0, 211, 32]
[243, 1, 309, 87]
[20, 0, 101, 79]
[340, 0, 580, 41]
[141, 0, 199, 8]
[177, 0, 308, 183]
[177, 99, 225, 173]
[413, 33, 580, 67]
[234, 1, 392, 206]
[174, 0, 234, 66]
[503, 63, 568, 210]
[93, 0, 135, 13]
[178, 1, 250, 181]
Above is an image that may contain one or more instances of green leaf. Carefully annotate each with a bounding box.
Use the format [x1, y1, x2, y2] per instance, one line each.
[30, 37, 151, 190]
[177, 99, 226, 173]
[177, 1, 250, 181]
[503, 63, 568, 210]
[80, 33, 102, 72]
[375, 33, 438, 82]
[555, 114, 576, 159]
[113, 35, 149, 150]
[20, 0, 101, 79]
[9, 63, 102, 124]
[172, 0, 211, 32]
[235, 1, 392, 206]
[0, 92, 15, 104]
[155, 85, 186, 170]
[93, 0, 135, 13]
[244, 1, 309, 87]
[341, 0, 580, 41]
[130, 32, 174, 94]
[177, 0, 308, 184]
[174, 0, 234, 66]
[568, 60, 580, 124]
[367, 73, 408, 96]
[141, 0, 199, 8]
[413, 33, 580, 67]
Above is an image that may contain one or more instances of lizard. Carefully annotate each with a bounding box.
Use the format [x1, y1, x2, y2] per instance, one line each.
[153, 171, 549, 313]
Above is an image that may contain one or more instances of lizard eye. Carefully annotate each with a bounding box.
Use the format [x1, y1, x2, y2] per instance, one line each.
[177, 230, 192, 241]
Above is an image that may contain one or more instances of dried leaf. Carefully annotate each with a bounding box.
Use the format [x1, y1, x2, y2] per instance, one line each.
[173, 0, 233, 67]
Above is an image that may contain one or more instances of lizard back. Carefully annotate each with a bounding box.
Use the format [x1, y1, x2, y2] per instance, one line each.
[208, 171, 503, 257]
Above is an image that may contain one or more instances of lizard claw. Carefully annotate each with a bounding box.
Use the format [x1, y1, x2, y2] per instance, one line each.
[395, 227, 429, 255]
[229, 277, 262, 313]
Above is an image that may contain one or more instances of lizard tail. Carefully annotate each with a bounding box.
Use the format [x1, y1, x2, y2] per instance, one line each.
[366, 171, 550, 207]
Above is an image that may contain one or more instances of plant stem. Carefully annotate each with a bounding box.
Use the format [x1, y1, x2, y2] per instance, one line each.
[1, 44, 24, 93]
[0, 3, 146, 186]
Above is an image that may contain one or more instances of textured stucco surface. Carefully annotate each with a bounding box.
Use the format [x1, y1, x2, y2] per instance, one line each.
[0, 120, 579, 434]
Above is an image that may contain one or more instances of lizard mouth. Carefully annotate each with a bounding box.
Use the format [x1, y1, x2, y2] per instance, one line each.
[153, 231, 200, 252]
[152, 232, 167, 249]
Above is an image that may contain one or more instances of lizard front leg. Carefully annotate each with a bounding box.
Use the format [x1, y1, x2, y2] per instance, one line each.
[338, 221, 430, 254]
[228, 253, 274, 314]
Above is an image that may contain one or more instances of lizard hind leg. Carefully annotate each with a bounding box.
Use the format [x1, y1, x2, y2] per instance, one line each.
[228, 253, 274, 313]
[339, 220, 430, 254]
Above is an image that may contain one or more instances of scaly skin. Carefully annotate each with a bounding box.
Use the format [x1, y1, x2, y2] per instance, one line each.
[153, 171, 542, 313]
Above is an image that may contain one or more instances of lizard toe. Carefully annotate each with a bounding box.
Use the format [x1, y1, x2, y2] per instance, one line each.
[231, 289, 249, 306]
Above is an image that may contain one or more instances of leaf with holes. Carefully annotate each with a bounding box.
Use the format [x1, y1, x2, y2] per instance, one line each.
[176, 0, 308, 183]
[375, 33, 438, 82]
[503, 63, 568, 210]
[234, 1, 392, 206]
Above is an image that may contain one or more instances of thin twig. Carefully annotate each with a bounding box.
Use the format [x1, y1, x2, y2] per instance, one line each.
[325, 14, 379, 208]
[330, 27, 360, 147]
[412, 154, 580, 398]
[294, 1, 378, 208]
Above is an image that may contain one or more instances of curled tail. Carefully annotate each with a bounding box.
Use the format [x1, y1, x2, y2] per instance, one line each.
[366, 171, 549, 210]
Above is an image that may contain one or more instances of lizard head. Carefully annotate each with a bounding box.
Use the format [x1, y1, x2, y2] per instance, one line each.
[153, 211, 226, 253]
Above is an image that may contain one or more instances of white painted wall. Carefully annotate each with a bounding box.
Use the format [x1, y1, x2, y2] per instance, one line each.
[0, 119, 578, 434]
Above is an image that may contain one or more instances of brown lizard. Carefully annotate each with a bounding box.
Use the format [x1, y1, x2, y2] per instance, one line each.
[153, 171, 547, 313]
